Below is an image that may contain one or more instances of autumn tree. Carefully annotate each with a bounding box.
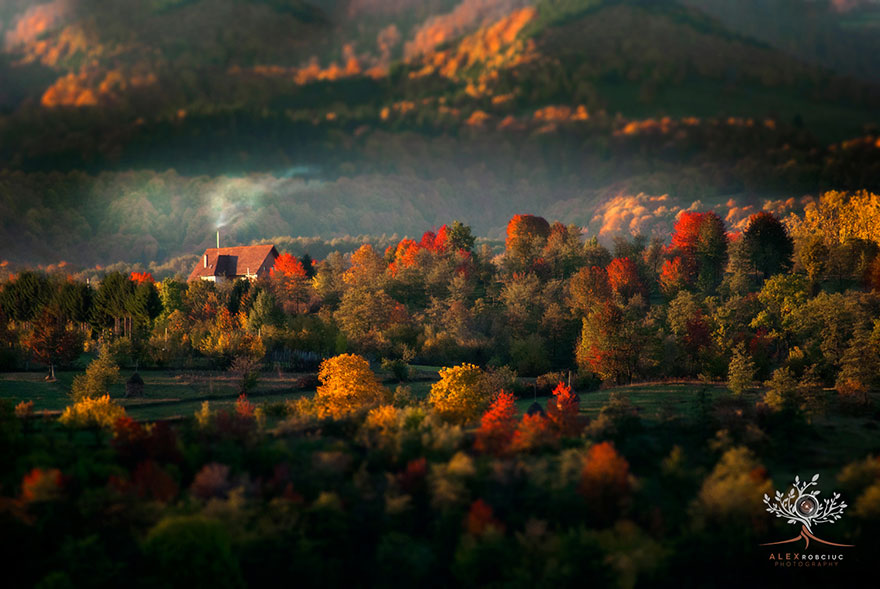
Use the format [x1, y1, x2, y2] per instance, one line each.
[606, 257, 644, 300]
[22, 308, 83, 380]
[429, 363, 494, 424]
[198, 307, 264, 368]
[546, 382, 581, 436]
[579, 441, 631, 524]
[474, 390, 518, 455]
[343, 244, 387, 290]
[669, 211, 728, 292]
[60, 394, 126, 429]
[505, 214, 551, 272]
[789, 190, 880, 246]
[567, 265, 611, 316]
[270, 252, 312, 313]
[509, 413, 557, 452]
[576, 300, 649, 384]
[659, 255, 696, 297]
[542, 222, 586, 278]
[694, 446, 771, 525]
[315, 354, 389, 419]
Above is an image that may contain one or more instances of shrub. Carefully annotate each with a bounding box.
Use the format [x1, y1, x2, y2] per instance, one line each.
[381, 357, 411, 382]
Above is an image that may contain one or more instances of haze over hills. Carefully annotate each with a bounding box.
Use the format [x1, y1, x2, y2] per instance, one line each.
[0, 0, 878, 269]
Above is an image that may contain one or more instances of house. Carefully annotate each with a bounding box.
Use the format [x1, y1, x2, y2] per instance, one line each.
[188, 244, 279, 283]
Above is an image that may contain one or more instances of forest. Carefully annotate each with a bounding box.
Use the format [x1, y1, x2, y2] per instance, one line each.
[2, 190, 880, 586]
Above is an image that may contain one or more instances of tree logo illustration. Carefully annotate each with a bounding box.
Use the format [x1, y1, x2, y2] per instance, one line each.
[761, 474, 853, 549]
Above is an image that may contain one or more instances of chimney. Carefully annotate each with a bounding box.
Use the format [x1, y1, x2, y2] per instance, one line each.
[203, 254, 207, 268]
[216, 230, 220, 249]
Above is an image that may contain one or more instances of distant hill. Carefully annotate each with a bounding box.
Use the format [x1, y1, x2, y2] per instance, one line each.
[0, 0, 878, 267]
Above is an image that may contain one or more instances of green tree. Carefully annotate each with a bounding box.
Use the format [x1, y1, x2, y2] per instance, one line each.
[447, 220, 476, 253]
[763, 367, 799, 412]
[70, 348, 121, 401]
[51, 280, 93, 324]
[0, 271, 51, 322]
[727, 343, 755, 395]
[158, 278, 185, 318]
[91, 272, 136, 333]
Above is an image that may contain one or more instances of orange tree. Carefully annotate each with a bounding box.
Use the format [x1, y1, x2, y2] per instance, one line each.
[315, 353, 389, 419]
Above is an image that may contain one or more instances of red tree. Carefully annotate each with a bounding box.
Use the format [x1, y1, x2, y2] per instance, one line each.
[579, 441, 631, 522]
[607, 257, 644, 299]
[130, 271, 155, 285]
[659, 255, 695, 296]
[474, 390, 518, 455]
[271, 253, 307, 278]
[465, 499, 504, 536]
[510, 413, 558, 452]
[668, 211, 727, 291]
[506, 214, 551, 269]
[546, 382, 581, 436]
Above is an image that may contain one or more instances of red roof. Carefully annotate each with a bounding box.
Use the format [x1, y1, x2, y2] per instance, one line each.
[188, 244, 279, 281]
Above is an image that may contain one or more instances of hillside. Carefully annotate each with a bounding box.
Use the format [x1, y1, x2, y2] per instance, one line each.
[0, 0, 878, 268]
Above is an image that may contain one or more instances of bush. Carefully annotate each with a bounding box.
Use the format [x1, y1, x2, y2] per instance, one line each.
[381, 357, 410, 382]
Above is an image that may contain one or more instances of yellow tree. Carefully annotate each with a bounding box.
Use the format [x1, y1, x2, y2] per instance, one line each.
[59, 395, 126, 429]
[428, 363, 493, 424]
[315, 354, 389, 419]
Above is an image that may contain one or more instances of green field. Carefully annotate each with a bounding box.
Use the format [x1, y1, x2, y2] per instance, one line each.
[0, 368, 441, 421]
[5, 368, 877, 475]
